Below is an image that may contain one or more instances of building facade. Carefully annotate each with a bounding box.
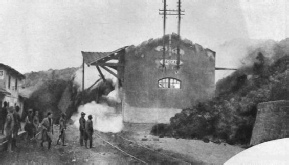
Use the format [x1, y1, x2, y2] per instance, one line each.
[122, 35, 215, 123]
[0, 64, 25, 115]
[82, 34, 216, 123]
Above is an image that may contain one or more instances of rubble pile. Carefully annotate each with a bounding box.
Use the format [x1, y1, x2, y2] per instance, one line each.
[151, 38, 289, 145]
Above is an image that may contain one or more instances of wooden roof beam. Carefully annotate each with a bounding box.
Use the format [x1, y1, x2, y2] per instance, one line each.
[96, 66, 106, 81]
[99, 66, 120, 79]
[91, 63, 124, 67]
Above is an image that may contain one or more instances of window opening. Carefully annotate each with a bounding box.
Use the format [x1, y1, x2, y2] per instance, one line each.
[8, 76, 11, 89]
[158, 77, 181, 89]
[15, 79, 18, 90]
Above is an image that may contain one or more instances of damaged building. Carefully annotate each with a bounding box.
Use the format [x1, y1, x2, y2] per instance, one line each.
[82, 34, 215, 123]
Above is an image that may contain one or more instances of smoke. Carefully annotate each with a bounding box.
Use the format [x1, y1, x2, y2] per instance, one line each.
[215, 38, 282, 81]
[71, 63, 123, 133]
[71, 101, 123, 133]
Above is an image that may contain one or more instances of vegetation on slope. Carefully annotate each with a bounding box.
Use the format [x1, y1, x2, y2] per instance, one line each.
[22, 68, 78, 121]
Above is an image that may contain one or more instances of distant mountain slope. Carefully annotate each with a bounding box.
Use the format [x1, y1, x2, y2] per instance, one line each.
[20, 67, 79, 97]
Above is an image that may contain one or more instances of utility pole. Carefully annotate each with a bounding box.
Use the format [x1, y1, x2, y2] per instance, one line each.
[82, 57, 85, 91]
[159, 0, 184, 70]
[160, 0, 167, 69]
[176, 0, 184, 70]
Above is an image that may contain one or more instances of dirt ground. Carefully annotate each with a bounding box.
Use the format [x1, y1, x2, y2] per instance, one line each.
[0, 123, 245, 165]
[122, 123, 245, 165]
[0, 124, 197, 165]
[0, 125, 139, 165]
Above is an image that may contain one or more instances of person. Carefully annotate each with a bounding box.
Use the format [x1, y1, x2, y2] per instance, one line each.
[12, 106, 21, 148]
[79, 112, 86, 146]
[2, 102, 8, 134]
[33, 110, 40, 137]
[57, 113, 66, 146]
[24, 109, 34, 140]
[84, 115, 94, 148]
[4, 107, 14, 153]
[40, 112, 54, 149]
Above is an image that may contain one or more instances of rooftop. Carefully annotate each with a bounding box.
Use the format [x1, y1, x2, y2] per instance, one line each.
[0, 63, 25, 79]
[82, 46, 128, 66]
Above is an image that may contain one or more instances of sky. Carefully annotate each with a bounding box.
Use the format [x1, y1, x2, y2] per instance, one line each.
[0, 0, 289, 81]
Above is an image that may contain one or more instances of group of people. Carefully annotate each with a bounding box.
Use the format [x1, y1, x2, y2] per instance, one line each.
[1, 102, 67, 152]
[1, 103, 95, 152]
[1, 102, 21, 153]
[24, 109, 40, 140]
[25, 111, 67, 150]
[79, 112, 94, 149]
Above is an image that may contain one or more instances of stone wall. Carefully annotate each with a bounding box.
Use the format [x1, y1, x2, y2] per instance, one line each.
[250, 100, 289, 145]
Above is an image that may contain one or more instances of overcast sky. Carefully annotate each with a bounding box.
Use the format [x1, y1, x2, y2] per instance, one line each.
[0, 0, 288, 78]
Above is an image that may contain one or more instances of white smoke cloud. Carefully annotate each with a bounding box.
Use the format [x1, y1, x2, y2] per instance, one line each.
[72, 101, 123, 133]
[72, 63, 123, 133]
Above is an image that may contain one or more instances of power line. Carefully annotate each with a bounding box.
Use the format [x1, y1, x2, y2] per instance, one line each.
[159, 0, 185, 71]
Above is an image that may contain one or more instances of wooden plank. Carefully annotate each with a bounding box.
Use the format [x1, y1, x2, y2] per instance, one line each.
[117, 49, 125, 84]
[99, 66, 119, 79]
[215, 67, 237, 70]
[96, 66, 106, 81]
[93, 63, 124, 67]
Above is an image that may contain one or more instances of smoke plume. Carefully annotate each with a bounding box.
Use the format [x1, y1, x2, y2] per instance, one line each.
[71, 101, 123, 133]
[72, 64, 123, 133]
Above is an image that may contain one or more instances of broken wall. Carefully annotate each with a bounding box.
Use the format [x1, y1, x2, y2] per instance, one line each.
[250, 100, 289, 145]
[123, 36, 215, 123]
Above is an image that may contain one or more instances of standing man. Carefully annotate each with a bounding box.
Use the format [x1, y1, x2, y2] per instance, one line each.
[24, 109, 34, 140]
[85, 115, 94, 148]
[12, 106, 21, 148]
[4, 107, 14, 153]
[57, 113, 66, 146]
[79, 112, 86, 146]
[33, 110, 40, 138]
[40, 112, 54, 149]
[2, 102, 8, 134]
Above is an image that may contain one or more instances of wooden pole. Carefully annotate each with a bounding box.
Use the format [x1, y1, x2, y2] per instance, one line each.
[176, 0, 181, 69]
[82, 57, 85, 91]
[162, 0, 166, 68]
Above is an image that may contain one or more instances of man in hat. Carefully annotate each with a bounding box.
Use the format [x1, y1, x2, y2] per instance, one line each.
[79, 112, 86, 146]
[12, 106, 21, 148]
[4, 107, 14, 152]
[24, 109, 34, 140]
[84, 115, 94, 148]
[57, 113, 67, 146]
[40, 112, 54, 149]
[1, 102, 8, 134]
[33, 110, 40, 138]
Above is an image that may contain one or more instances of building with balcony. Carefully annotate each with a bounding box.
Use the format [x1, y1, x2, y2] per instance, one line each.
[0, 63, 26, 116]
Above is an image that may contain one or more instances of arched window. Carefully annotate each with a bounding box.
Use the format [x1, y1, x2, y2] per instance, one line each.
[158, 78, 181, 89]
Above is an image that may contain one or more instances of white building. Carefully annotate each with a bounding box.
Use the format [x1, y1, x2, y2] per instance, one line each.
[0, 63, 26, 116]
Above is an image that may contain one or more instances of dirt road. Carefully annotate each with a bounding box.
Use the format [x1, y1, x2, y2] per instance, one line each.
[0, 125, 190, 165]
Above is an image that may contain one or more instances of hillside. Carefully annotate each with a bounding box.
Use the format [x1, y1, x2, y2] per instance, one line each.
[151, 38, 289, 145]
[20, 67, 79, 97]
[20, 67, 79, 120]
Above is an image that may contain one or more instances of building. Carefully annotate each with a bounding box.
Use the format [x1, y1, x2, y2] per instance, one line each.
[0, 63, 26, 115]
[82, 34, 215, 123]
